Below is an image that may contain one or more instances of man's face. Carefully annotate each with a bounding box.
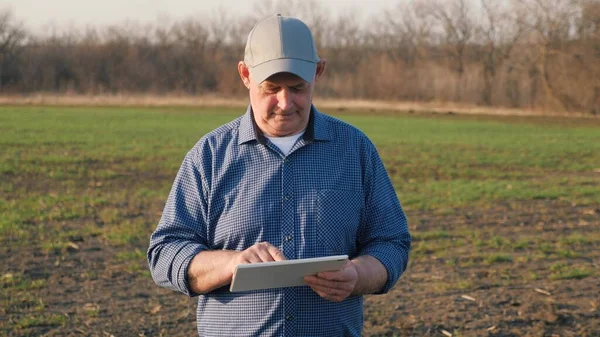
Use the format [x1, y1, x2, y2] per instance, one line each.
[238, 61, 326, 137]
[248, 72, 314, 137]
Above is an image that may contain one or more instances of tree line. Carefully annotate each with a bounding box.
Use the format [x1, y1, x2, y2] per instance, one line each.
[1, 0, 599, 114]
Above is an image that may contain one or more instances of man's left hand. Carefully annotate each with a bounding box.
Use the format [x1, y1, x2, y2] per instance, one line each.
[303, 261, 358, 302]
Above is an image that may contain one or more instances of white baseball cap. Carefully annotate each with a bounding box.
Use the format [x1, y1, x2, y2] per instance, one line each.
[244, 14, 320, 83]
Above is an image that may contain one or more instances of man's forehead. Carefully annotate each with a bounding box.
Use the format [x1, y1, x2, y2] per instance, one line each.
[261, 72, 308, 86]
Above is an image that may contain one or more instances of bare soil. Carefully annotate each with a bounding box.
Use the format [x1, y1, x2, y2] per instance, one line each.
[2, 200, 598, 337]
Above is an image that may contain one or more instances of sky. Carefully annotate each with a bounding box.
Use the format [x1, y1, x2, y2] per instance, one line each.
[1, 0, 403, 32]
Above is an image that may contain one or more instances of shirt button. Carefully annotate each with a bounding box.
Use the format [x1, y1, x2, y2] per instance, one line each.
[284, 235, 292, 241]
[283, 194, 292, 201]
[285, 314, 294, 321]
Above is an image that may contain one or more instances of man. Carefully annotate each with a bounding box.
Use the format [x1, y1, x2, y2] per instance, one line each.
[148, 14, 411, 337]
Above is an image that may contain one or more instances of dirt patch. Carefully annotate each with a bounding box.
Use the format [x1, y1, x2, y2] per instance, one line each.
[1, 200, 598, 336]
[363, 201, 600, 337]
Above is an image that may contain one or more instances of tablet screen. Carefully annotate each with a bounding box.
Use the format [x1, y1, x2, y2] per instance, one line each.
[229, 255, 349, 292]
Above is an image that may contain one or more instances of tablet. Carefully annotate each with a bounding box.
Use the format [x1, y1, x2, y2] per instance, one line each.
[229, 255, 349, 292]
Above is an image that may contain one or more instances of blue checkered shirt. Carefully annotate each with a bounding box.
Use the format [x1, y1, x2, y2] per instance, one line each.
[148, 105, 411, 337]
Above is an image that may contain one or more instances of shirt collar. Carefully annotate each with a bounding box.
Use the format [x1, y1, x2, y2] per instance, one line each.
[238, 104, 332, 145]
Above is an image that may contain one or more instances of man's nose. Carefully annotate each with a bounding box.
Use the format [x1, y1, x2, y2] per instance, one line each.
[277, 88, 293, 111]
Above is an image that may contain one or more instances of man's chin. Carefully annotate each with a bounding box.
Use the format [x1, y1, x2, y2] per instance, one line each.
[271, 125, 301, 137]
[273, 113, 296, 120]
[273, 120, 295, 129]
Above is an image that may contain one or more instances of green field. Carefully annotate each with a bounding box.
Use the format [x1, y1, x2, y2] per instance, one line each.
[1, 106, 599, 336]
[1, 106, 599, 227]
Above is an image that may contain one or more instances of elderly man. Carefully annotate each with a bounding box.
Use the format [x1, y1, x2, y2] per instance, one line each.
[148, 14, 411, 337]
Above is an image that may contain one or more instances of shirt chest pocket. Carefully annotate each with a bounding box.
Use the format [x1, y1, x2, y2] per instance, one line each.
[317, 189, 362, 256]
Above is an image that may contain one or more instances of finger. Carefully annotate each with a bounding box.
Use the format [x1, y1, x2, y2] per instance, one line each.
[305, 275, 354, 296]
[309, 287, 329, 300]
[307, 284, 345, 302]
[310, 281, 353, 295]
[303, 274, 323, 286]
[241, 251, 262, 264]
[255, 246, 276, 262]
[242, 243, 272, 262]
[303, 275, 319, 284]
[317, 270, 346, 281]
[305, 282, 331, 296]
[252, 242, 282, 262]
[267, 245, 286, 261]
[304, 274, 340, 288]
[308, 283, 335, 294]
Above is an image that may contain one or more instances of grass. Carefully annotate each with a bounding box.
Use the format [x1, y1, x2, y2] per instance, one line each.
[116, 248, 146, 262]
[15, 314, 66, 328]
[432, 279, 474, 292]
[548, 262, 594, 280]
[1, 106, 599, 213]
[549, 267, 594, 280]
[103, 220, 154, 246]
[0, 273, 47, 291]
[83, 303, 100, 317]
[514, 239, 532, 250]
[485, 254, 513, 264]
[349, 114, 600, 210]
[412, 230, 450, 241]
[560, 234, 592, 246]
[116, 249, 150, 276]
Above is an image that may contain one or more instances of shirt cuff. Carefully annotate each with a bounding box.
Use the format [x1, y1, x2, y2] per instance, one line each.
[174, 243, 207, 297]
[358, 248, 405, 294]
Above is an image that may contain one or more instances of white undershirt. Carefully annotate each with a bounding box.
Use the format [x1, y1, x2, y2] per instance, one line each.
[265, 131, 305, 156]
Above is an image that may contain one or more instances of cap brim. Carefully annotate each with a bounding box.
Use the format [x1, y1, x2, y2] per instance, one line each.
[250, 58, 317, 84]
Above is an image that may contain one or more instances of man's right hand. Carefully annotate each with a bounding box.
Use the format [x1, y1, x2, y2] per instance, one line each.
[188, 242, 286, 294]
[227, 242, 286, 276]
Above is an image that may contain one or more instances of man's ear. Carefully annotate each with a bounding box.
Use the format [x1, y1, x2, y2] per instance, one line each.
[314, 59, 327, 82]
[238, 61, 251, 89]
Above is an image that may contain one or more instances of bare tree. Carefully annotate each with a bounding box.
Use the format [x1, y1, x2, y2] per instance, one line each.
[378, 1, 432, 67]
[362, 2, 434, 101]
[516, 0, 583, 111]
[321, 13, 368, 97]
[418, 0, 477, 101]
[0, 8, 26, 90]
[172, 19, 210, 93]
[476, 0, 526, 105]
[577, 0, 600, 113]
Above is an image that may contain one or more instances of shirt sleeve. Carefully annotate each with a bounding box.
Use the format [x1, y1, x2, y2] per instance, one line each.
[147, 148, 210, 297]
[357, 144, 411, 294]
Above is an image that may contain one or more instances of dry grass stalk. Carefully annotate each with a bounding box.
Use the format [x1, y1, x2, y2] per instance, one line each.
[534, 288, 552, 296]
[460, 295, 476, 301]
[0, 94, 598, 119]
